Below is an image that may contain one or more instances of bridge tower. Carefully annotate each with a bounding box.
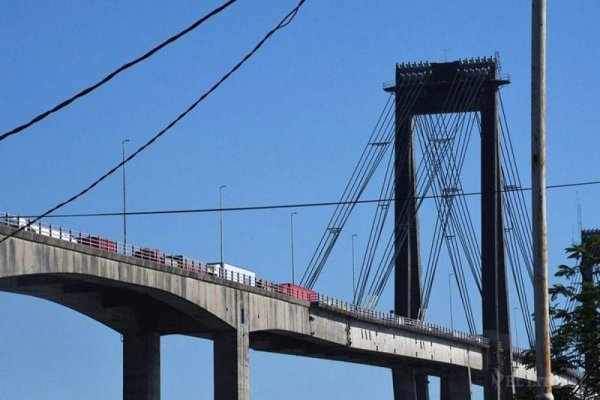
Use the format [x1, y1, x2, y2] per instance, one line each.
[385, 58, 513, 400]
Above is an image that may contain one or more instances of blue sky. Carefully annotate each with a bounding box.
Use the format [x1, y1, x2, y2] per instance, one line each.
[1, 1, 599, 399]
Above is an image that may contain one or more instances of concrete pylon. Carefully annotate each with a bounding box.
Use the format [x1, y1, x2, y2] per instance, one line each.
[392, 367, 418, 399]
[214, 329, 249, 400]
[123, 332, 161, 400]
[214, 295, 250, 400]
[440, 368, 472, 400]
[392, 368, 429, 400]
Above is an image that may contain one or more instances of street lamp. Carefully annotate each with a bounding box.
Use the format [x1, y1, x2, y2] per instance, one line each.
[121, 139, 130, 246]
[290, 212, 297, 284]
[448, 273, 454, 331]
[219, 185, 226, 266]
[352, 234, 357, 303]
[513, 307, 521, 349]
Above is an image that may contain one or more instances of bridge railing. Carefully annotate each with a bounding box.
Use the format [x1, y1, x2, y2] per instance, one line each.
[0, 212, 218, 272]
[1, 212, 489, 346]
[316, 293, 489, 347]
[0, 213, 322, 300]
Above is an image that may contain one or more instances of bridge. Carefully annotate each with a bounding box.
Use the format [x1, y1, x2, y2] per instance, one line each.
[0, 221, 576, 399]
[0, 56, 579, 400]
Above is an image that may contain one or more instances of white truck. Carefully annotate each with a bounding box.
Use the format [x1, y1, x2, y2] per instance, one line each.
[1, 215, 77, 243]
[206, 262, 256, 286]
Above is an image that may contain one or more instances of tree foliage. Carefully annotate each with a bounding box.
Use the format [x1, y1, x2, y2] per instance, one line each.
[524, 235, 600, 399]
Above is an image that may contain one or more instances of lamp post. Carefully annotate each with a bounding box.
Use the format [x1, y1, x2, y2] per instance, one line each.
[513, 307, 521, 349]
[352, 234, 357, 302]
[121, 139, 130, 246]
[290, 212, 297, 284]
[219, 185, 226, 266]
[448, 273, 454, 331]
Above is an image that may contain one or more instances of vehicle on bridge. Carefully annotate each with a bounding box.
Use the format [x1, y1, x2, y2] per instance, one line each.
[207, 262, 256, 286]
[134, 247, 163, 262]
[78, 235, 117, 252]
[1, 213, 317, 303]
[164, 254, 202, 271]
[276, 283, 317, 302]
[1, 215, 78, 243]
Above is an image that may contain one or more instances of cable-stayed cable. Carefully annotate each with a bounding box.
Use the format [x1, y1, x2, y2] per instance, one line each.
[361, 69, 488, 309]
[301, 71, 430, 289]
[303, 77, 426, 289]
[355, 149, 395, 303]
[0, 0, 238, 143]
[359, 69, 468, 306]
[416, 109, 480, 331]
[418, 111, 482, 318]
[423, 110, 482, 289]
[301, 95, 396, 289]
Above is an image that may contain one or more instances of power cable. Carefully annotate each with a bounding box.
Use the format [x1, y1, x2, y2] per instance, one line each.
[9, 177, 600, 220]
[0, 0, 307, 245]
[0, 0, 238, 143]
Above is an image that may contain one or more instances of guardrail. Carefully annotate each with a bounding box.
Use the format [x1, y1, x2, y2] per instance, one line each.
[1, 212, 490, 347]
[316, 294, 489, 347]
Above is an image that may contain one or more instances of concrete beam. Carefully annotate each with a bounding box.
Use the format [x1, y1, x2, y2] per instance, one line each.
[214, 330, 249, 400]
[123, 332, 160, 400]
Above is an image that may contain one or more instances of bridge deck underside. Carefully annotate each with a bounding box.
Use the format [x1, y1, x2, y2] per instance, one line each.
[250, 330, 484, 382]
[0, 273, 229, 336]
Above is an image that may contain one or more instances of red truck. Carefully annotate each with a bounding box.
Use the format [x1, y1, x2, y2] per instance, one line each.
[78, 235, 117, 252]
[277, 283, 318, 302]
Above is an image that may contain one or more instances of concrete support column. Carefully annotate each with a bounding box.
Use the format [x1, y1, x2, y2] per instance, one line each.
[440, 368, 471, 400]
[393, 368, 428, 400]
[415, 373, 429, 400]
[392, 367, 418, 400]
[214, 329, 249, 400]
[123, 332, 160, 400]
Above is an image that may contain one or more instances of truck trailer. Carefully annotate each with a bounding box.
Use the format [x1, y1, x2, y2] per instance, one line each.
[206, 262, 256, 286]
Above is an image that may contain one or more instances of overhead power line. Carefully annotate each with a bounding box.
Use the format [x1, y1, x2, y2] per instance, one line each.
[0, 0, 307, 244]
[19, 177, 600, 219]
[0, 0, 238, 143]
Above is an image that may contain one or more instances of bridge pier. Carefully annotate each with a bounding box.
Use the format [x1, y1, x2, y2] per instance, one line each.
[123, 332, 161, 400]
[214, 329, 249, 400]
[392, 368, 428, 400]
[440, 368, 471, 400]
[392, 367, 418, 399]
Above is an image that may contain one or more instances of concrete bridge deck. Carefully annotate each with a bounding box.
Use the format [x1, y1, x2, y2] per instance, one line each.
[0, 223, 577, 399]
